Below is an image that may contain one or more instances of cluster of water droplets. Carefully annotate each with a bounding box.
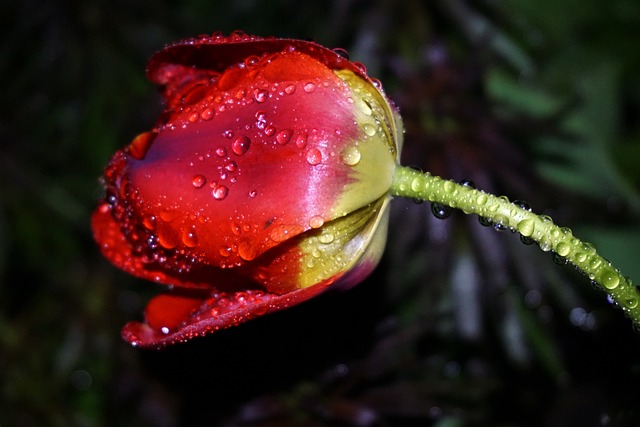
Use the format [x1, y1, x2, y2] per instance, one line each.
[400, 170, 640, 316]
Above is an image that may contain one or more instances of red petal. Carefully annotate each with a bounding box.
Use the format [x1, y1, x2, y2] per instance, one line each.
[146, 32, 369, 98]
[111, 49, 375, 281]
[121, 281, 330, 349]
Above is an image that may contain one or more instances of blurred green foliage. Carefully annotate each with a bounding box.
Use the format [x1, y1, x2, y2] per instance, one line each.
[1, 0, 640, 426]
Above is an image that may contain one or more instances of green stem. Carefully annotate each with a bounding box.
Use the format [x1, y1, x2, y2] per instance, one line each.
[390, 165, 640, 329]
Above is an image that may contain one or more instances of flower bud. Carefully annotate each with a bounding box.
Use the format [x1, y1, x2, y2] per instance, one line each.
[92, 32, 403, 348]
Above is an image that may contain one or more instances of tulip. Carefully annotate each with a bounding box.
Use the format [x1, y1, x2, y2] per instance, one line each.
[92, 32, 403, 348]
[93, 32, 640, 349]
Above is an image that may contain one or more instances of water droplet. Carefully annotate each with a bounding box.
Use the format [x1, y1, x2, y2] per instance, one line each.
[295, 133, 308, 148]
[253, 88, 269, 103]
[269, 225, 293, 242]
[478, 216, 493, 227]
[520, 235, 535, 245]
[212, 184, 229, 200]
[248, 190, 257, 198]
[200, 107, 215, 121]
[517, 219, 535, 237]
[599, 266, 620, 290]
[219, 246, 232, 257]
[476, 194, 488, 206]
[157, 228, 179, 249]
[539, 238, 552, 252]
[309, 215, 324, 229]
[333, 47, 350, 59]
[284, 84, 296, 95]
[514, 200, 532, 211]
[443, 180, 457, 194]
[303, 82, 316, 93]
[460, 179, 475, 188]
[224, 160, 237, 172]
[142, 215, 156, 230]
[215, 147, 227, 157]
[159, 209, 179, 223]
[582, 242, 596, 255]
[192, 175, 206, 188]
[410, 177, 422, 192]
[264, 125, 276, 136]
[222, 129, 234, 139]
[276, 129, 293, 145]
[318, 233, 334, 244]
[182, 228, 198, 247]
[553, 253, 568, 265]
[493, 215, 508, 231]
[575, 252, 587, 263]
[340, 146, 361, 166]
[625, 296, 639, 309]
[238, 240, 257, 261]
[306, 148, 322, 165]
[431, 203, 452, 219]
[188, 111, 199, 123]
[362, 123, 377, 137]
[232, 136, 251, 155]
[555, 241, 571, 257]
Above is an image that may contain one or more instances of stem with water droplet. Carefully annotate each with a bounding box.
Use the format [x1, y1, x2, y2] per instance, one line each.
[390, 165, 640, 329]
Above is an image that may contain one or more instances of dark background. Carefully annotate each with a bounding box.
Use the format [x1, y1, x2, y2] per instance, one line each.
[2, 0, 640, 426]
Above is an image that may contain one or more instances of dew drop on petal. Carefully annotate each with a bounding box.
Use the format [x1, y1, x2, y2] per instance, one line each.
[216, 146, 227, 157]
[248, 190, 257, 198]
[276, 129, 293, 145]
[142, 215, 156, 231]
[219, 246, 232, 257]
[212, 185, 229, 200]
[306, 148, 322, 165]
[295, 133, 308, 148]
[224, 160, 237, 172]
[318, 233, 334, 244]
[182, 228, 198, 247]
[238, 240, 257, 261]
[200, 107, 215, 121]
[232, 136, 251, 155]
[157, 228, 179, 249]
[284, 84, 296, 95]
[188, 111, 200, 123]
[363, 124, 376, 137]
[309, 215, 324, 229]
[303, 82, 316, 93]
[264, 125, 276, 136]
[253, 88, 269, 103]
[159, 209, 179, 223]
[269, 225, 293, 242]
[340, 146, 361, 166]
[192, 175, 206, 188]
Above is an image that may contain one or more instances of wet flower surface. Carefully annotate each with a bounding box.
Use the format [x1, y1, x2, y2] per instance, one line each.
[92, 32, 403, 348]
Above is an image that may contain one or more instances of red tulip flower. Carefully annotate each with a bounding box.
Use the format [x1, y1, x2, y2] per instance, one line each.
[93, 32, 640, 348]
[92, 32, 403, 348]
